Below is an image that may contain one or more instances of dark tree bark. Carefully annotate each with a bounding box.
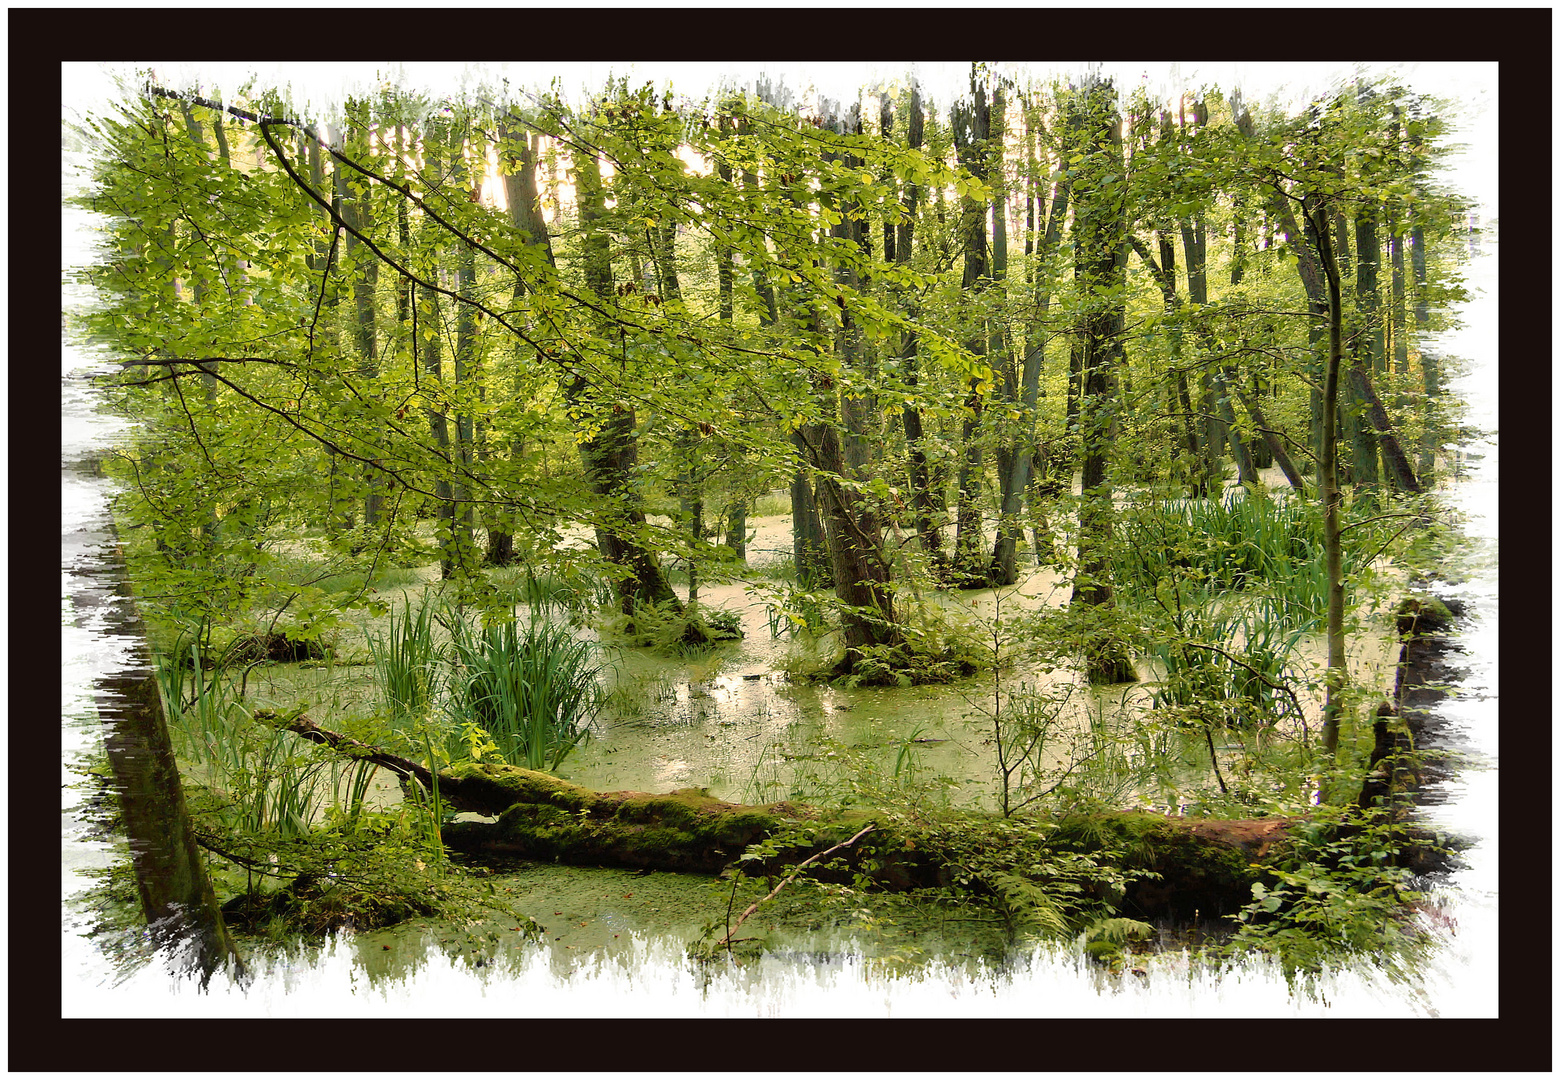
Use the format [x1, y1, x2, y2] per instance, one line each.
[714, 111, 749, 567]
[1389, 231, 1409, 375]
[655, 215, 705, 603]
[1349, 363, 1423, 494]
[790, 430, 833, 591]
[812, 100, 899, 666]
[78, 487, 244, 986]
[1128, 230, 1202, 493]
[487, 119, 554, 567]
[1309, 194, 1348, 758]
[341, 99, 383, 534]
[990, 82, 1063, 587]
[572, 138, 681, 613]
[451, 140, 481, 568]
[1352, 207, 1384, 493]
[1265, 184, 1330, 473]
[1407, 110, 1439, 485]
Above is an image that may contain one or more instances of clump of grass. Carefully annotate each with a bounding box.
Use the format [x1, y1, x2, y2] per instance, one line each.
[486, 561, 611, 619]
[1114, 492, 1322, 608]
[156, 653, 338, 839]
[366, 597, 439, 726]
[445, 614, 602, 772]
[1145, 592, 1306, 732]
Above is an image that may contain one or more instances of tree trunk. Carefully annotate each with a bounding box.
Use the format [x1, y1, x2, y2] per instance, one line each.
[1310, 197, 1348, 759]
[80, 486, 244, 985]
[452, 147, 480, 572]
[343, 99, 383, 535]
[1352, 208, 1384, 494]
[951, 77, 991, 586]
[887, 84, 943, 563]
[488, 122, 555, 566]
[790, 433, 832, 590]
[992, 84, 1065, 585]
[1232, 382, 1306, 492]
[813, 101, 898, 666]
[1068, 78, 1134, 684]
[654, 213, 705, 604]
[1266, 184, 1330, 475]
[1349, 363, 1423, 493]
[714, 119, 748, 568]
[572, 140, 680, 613]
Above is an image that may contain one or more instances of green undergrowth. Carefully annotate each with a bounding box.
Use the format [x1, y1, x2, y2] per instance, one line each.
[597, 600, 744, 655]
[1215, 804, 1448, 984]
[188, 798, 535, 942]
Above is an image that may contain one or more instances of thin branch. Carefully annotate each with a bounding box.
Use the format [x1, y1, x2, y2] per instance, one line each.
[716, 824, 875, 950]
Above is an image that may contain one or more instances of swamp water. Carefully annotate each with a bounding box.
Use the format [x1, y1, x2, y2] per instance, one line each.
[60, 168, 1499, 1023]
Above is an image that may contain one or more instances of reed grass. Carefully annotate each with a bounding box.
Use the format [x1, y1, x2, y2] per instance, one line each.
[445, 615, 602, 772]
[366, 596, 439, 725]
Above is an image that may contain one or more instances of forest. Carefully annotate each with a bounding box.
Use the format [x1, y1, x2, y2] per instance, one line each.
[65, 61, 1480, 991]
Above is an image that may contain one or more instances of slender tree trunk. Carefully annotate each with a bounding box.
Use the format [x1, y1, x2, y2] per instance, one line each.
[1411, 214, 1438, 484]
[1266, 184, 1330, 476]
[951, 77, 991, 585]
[889, 84, 943, 561]
[488, 122, 554, 566]
[1353, 208, 1385, 494]
[1310, 197, 1348, 760]
[1349, 363, 1422, 493]
[342, 99, 383, 536]
[713, 117, 748, 567]
[790, 431, 832, 590]
[1390, 229, 1409, 374]
[990, 83, 1053, 587]
[1232, 382, 1306, 492]
[309, 126, 356, 538]
[177, 103, 222, 548]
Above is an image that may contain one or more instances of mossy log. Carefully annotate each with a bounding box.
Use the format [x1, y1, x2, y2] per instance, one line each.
[268, 713, 1451, 922]
[437, 775, 1297, 919]
[263, 713, 1295, 918]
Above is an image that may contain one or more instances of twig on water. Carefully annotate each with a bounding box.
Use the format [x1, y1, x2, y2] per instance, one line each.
[717, 824, 876, 951]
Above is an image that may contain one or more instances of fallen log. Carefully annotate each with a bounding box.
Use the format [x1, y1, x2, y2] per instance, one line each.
[262, 710, 1454, 923]
[257, 711, 1300, 919]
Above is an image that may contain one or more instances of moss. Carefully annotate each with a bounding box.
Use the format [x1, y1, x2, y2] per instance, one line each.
[1048, 811, 1275, 920]
[1394, 595, 1456, 637]
[440, 760, 595, 813]
[221, 873, 439, 937]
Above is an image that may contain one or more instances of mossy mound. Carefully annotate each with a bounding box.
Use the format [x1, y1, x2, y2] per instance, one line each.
[226, 630, 328, 664]
[600, 602, 744, 653]
[221, 872, 438, 937]
[1049, 812, 1288, 920]
[831, 643, 979, 688]
[1394, 595, 1458, 637]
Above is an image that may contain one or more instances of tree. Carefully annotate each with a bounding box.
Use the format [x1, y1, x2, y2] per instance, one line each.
[566, 102, 684, 613]
[990, 82, 1071, 582]
[949, 72, 993, 585]
[1066, 76, 1135, 684]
